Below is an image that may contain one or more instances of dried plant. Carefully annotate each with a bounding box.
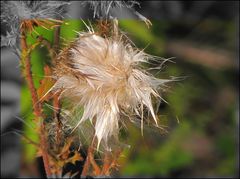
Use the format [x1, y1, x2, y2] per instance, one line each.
[81, 0, 138, 18]
[1, 0, 174, 177]
[1, 0, 69, 54]
[52, 30, 172, 150]
[81, 0, 152, 27]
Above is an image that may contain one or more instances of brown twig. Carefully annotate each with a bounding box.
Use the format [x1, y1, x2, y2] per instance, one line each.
[53, 92, 61, 149]
[97, 19, 111, 38]
[81, 146, 91, 176]
[52, 26, 62, 152]
[89, 149, 101, 175]
[20, 32, 42, 117]
[53, 26, 61, 54]
[81, 138, 101, 176]
[20, 23, 52, 177]
[101, 152, 111, 175]
[109, 149, 122, 170]
[101, 149, 122, 175]
[39, 122, 52, 177]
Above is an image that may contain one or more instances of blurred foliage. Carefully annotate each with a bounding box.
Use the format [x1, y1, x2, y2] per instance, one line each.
[117, 19, 238, 177]
[20, 19, 238, 177]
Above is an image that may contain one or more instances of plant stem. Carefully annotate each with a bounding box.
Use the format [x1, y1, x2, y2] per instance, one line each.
[53, 26, 62, 152]
[53, 92, 61, 149]
[20, 33, 41, 117]
[89, 149, 101, 175]
[53, 26, 61, 54]
[81, 147, 91, 176]
[40, 123, 52, 177]
[81, 138, 101, 176]
[101, 152, 111, 175]
[101, 149, 122, 175]
[20, 24, 52, 177]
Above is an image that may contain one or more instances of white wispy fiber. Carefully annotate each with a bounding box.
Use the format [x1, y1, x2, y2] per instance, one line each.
[1, 0, 70, 50]
[53, 31, 172, 149]
[80, 0, 152, 28]
[1, 1, 69, 22]
[81, 0, 138, 18]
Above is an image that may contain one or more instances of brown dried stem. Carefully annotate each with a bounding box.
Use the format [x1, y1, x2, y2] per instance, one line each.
[89, 149, 101, 175]
[53, 92, 61, 149]
[101, 149, 122, 175]
[20, 23, 52, 177]
[20, 33, 42, 117]
[53, 26, 61, 54]
[81, 138, 101, 176]
[52, 26, 62, 152]
[101, 152, 111, 175]
[81, 146, 91, 176]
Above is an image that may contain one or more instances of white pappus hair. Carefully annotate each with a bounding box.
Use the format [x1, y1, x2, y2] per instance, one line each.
[52, 31, 172, 149]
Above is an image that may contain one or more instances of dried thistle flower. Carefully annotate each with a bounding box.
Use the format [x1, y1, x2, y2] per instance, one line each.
[1, 1, 70, 49]
[1, 1, 69, 24]
[1, 30, 18, 47]
[81, 1, 152, 27]
[52, 31, 172, 149]
[81, 0, 138, 18]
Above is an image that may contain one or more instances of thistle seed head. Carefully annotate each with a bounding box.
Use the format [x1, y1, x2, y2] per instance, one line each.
[1, 1, 69, 22]
[53, 31, 171, 149]
[1, 1, 70, 48]
[81, 0, 139, 18]
[80, 1, 152, 27]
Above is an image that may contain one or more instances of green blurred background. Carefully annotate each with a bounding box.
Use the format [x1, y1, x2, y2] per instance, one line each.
[1, 1, 238, 178]
[20, 18, 238, 177]
[118, 19, 238, 177]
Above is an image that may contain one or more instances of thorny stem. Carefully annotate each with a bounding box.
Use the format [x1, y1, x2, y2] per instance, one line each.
[89, 149, 101, 175]
[96, 19, 111, 37]
[96, 19, 119, 39]
[53, 26, 61, 54]
[101, 152, 111, 175]
[53, 92, 61, 150]
[20, 18, 124, 177]
[101, 149, 122, 175]
[81, 138, 101, 176]
[81, 146, 91, 176]
[20, 23, 52, 177]
[53, 27, 62, 152]
[20, 34, 41, 117]
[40, 123, 52, 177]
[109, 149, 122, 171]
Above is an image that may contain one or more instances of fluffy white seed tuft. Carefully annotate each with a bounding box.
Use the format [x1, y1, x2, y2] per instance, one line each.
[53, 32, 171, 149]
[1, 0, 70, 51]
[81, 1, 138, 18]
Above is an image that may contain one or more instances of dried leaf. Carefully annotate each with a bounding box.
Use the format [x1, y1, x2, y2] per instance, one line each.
[68, 151, 84, 164]
[37, 65, 55, 102]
